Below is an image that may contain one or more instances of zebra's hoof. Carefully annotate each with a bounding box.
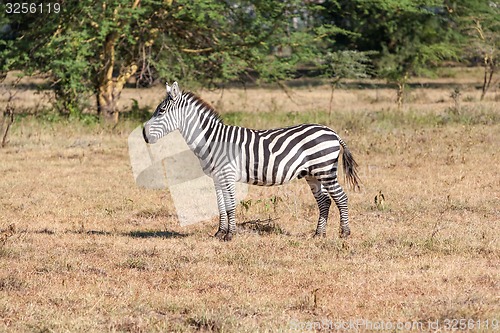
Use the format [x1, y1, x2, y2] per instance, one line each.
[340, 229, 351, 238]
[313, 232, 326, 238]
[214, 230, 227, 240]
[223, 233, 233, 242]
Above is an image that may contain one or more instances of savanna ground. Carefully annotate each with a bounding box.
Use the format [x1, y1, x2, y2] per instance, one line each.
[0, 68, 499, 332]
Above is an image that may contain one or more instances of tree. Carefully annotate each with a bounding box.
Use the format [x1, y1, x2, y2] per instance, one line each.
[317, 0, 459, 108]
[147, 0, 325, 85]
[319, 50, 373, 118]
[3, 0, 147, 120]
[87, 0, 145, 122]
[0, 75, 16, 148]
[1, 0, 322, 122]
[452, 0, 499, 100]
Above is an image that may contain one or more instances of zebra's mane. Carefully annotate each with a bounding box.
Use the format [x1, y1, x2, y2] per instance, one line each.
[184, 91, 223, 124]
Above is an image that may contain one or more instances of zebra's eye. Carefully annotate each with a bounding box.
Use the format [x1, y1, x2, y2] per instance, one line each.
[156, 105, 168, 116]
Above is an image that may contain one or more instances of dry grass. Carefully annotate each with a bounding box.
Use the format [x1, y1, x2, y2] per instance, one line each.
[0, 74, 499, 332]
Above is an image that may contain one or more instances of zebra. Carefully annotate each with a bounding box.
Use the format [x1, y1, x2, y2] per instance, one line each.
[143, 82, 360, 241]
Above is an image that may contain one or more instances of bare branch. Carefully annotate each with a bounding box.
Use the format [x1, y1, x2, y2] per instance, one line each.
[181, 47, 214, 54]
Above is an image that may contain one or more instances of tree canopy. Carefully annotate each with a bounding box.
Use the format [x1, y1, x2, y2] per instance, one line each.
[1, 0, 497, 121]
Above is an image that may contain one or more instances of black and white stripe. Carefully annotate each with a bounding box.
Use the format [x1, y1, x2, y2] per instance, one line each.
[143, 82, 360, 241]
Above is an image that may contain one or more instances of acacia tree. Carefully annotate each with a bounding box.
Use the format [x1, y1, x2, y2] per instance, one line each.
[86, 0, 146, 122]
[368, 2, 459, 108]
[1, 0, 149, 120]
[1, 0, 321, 122]
[452, 0, 499, 100]
[146, 0, 323, 85]
[318, 0, 459, 108]
[319, 50, 373, 118]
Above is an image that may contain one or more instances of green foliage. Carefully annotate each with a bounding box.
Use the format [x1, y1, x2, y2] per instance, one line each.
[320, 50, 375, 82]
[122, 99, 152, 123]
[451, 0, 499, 99]
[1, 0, 162, 114]
[1, 0, 496, 117]
[376, 4, 459, 81]
[151, 0, 318, 84]
[318, 1, 460, 83]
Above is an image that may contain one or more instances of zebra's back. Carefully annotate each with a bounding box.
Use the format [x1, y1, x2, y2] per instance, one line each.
[237, 123, 342, 186]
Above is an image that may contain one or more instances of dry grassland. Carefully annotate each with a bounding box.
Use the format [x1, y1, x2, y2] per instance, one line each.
[0, 71, 499, 332]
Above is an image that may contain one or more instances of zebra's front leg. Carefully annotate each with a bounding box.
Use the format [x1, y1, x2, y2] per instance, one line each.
[222, 181, 237, 241]
[225, 208, 236, 241]
[214, 185, 228, 240]
[214, 179, 237, 241]
[306, 177, 332, 237]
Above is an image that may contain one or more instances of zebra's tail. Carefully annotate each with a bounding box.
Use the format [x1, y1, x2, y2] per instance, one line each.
[338, 136, 361, 191]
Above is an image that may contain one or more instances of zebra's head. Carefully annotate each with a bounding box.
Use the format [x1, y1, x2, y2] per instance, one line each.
[143, 81, 182, 144]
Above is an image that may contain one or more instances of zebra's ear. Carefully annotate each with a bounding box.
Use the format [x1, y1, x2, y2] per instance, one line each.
[170, 81, 180, 100]
[165, 82, 171, 95]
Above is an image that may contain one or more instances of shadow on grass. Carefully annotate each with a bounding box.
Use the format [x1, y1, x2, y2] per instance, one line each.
[84, 230, 112, 236]
[31, 228, 57, 235]
[26, 228, 187, 239]
[125, 230, 187, 239]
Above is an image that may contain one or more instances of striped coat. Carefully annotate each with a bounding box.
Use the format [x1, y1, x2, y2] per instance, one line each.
[143, 82, 360, 241]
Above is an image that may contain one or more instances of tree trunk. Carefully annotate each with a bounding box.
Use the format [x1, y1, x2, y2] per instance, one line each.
[396, 73, 408, 110]
[396, 82, 404, 110]
[480, 55, 495, 101]
[1, 77, 18, 148]
[1, 106, 14, 148]
[328, 78, 341, 122]
[96, 32, 138, 123]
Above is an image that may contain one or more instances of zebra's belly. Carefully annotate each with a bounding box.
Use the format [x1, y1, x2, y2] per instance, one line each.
[237, 165, 304, 186]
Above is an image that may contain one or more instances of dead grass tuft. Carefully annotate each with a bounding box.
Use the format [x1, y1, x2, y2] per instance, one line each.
[239, 218, 289, 236]
[0, 224, 16, 246]
[187, 313, 225, 332]
[0, 275, 25, 292]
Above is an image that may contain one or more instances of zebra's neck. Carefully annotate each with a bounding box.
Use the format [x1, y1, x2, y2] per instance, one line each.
[177, 92, 229, 154]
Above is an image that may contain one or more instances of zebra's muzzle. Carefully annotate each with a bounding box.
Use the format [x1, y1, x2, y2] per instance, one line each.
[142, 124, 157, 144]
[142, 125, 150, 143]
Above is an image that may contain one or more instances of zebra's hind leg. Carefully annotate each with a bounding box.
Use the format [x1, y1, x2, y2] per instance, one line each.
[324, 179, 350, 238]
[214, 185, 228, 240]
[306, 176, 332, 237]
